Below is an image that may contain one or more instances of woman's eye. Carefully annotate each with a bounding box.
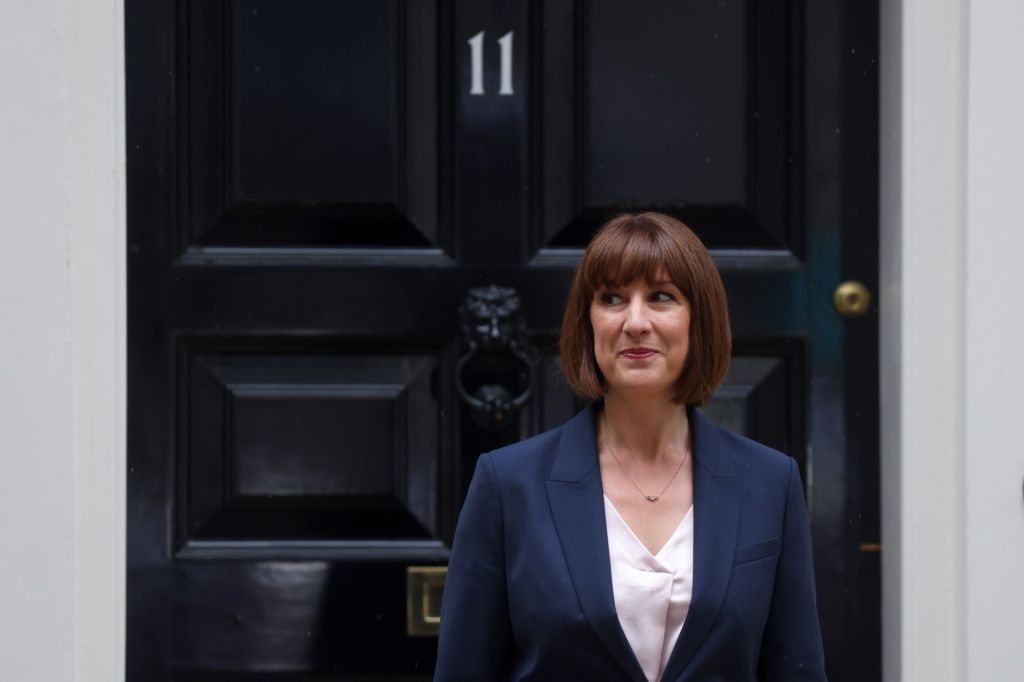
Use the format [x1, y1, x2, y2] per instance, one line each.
[651, 291, 676, 303]
[600, 292, 623, 305]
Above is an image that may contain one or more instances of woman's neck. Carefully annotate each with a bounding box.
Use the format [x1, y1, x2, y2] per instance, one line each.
[599, 391, 690, 464]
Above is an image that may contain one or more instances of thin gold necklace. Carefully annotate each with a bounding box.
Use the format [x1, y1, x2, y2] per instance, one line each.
[601, 419, 690, 502]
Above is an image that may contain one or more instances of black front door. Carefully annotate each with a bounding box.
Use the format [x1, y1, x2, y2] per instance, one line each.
[127, 0, 879, 679]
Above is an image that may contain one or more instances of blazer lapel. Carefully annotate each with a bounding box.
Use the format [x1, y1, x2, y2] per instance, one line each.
[660, 407, 740, 682]
[546, 406, 648, 682]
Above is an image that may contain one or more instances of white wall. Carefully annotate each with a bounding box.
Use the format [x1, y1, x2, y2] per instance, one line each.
[0, 0, 125, 680]
[963, 0, 1024, 679]
[881, 0, 1024, 680]
[0, 1, 76, 678]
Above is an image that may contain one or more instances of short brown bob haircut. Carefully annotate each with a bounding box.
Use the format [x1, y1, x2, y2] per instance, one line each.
[559, 212, 731, 406]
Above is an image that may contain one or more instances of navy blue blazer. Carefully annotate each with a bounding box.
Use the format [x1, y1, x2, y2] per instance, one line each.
[435, 405, 826, 681]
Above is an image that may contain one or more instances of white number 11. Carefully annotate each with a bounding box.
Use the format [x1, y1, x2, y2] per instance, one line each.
[468, 30, 514, 96]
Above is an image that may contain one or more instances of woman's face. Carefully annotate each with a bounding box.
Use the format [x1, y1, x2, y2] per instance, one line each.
[589, 273, 691, 400]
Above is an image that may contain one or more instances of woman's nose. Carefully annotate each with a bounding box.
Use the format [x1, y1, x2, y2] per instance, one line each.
[622, 297, 651, 335]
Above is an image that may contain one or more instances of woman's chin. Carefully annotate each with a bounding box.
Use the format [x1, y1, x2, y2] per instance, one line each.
[605, 379, 674, 400]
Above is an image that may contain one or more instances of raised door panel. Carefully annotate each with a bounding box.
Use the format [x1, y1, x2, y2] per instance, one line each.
[179, 350, 445, 554]
[183, 0, 441, 250]
[537, 0, 799, 254]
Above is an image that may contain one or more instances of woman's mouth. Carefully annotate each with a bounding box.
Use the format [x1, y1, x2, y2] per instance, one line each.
[620, 348, 657, 360]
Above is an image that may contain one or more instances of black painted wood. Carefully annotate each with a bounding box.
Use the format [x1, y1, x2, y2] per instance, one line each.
[182, 0, 440, 249]
[127, 0, 879, 679]
[536, 0, 802, 255]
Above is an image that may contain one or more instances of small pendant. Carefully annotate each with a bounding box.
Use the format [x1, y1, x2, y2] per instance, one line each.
[646, 495, 660, 502]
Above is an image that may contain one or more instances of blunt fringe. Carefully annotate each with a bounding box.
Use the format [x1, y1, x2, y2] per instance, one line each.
[559, 212, 732, 406]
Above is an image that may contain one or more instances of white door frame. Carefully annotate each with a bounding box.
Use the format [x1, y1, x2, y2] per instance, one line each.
[879, 0, 967, 679]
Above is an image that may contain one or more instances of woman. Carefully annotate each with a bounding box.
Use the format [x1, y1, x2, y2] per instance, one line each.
[435, 213, 826, 681]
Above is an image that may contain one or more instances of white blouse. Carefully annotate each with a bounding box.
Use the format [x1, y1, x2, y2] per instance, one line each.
[603, 495, 694, 682]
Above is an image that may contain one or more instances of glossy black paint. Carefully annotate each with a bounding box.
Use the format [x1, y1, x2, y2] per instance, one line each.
[127, 0, 879, 679]
[536, 0, 802, 253]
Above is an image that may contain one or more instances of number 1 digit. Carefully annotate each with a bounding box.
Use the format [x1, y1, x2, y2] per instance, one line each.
[468, 31, 485, 95]
[498, 31, 514, 95]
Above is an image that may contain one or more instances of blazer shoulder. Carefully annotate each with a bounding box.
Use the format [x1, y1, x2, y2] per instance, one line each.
[712, 421, 795, 480]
